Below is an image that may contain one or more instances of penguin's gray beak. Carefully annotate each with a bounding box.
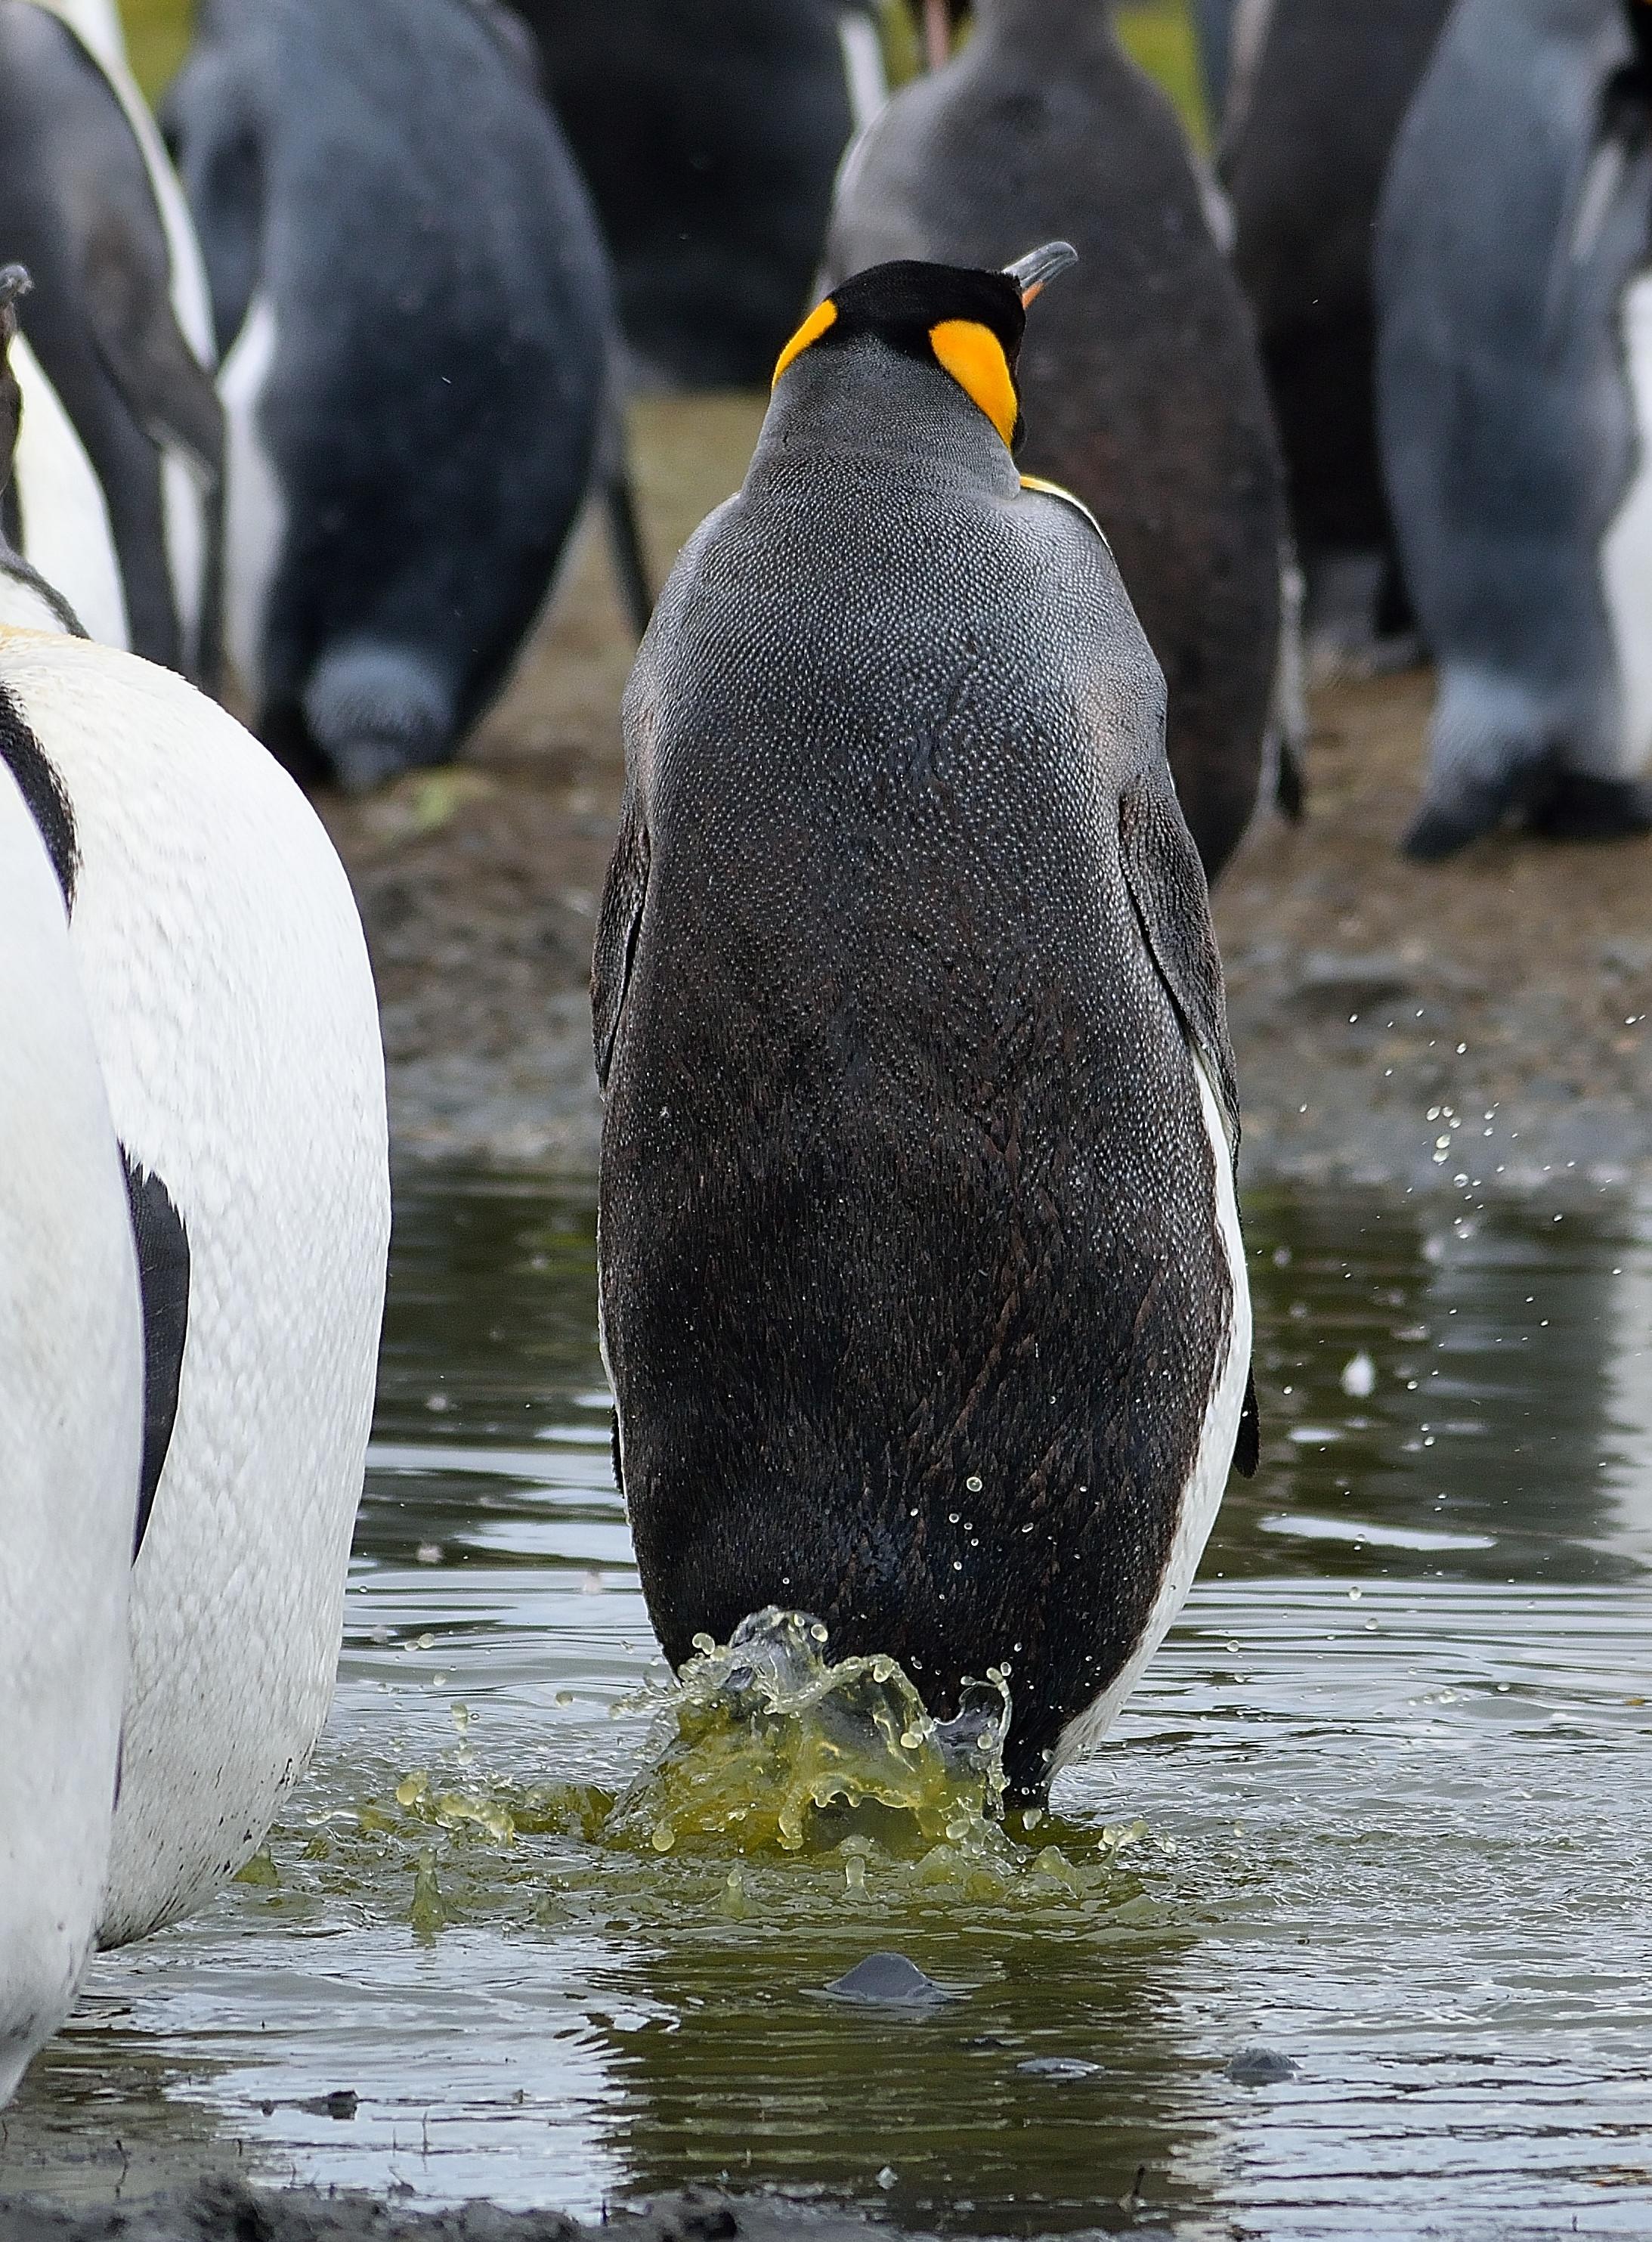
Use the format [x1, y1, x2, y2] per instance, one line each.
[1004, 241, 1078, 308]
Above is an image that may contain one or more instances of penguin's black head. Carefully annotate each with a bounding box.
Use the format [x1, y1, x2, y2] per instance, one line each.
[773, 243, 1078, 454]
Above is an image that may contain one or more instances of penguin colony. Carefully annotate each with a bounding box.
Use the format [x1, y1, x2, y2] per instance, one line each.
[4, 0, 1651, 2107]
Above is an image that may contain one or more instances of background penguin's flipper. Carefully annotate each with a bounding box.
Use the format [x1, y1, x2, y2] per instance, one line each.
[120, 1152, 190, 1560]
[80, 200, 225, 479]
[1233, 1370, 1260, 1477]
[591, 797, 650, 1087]
[606, 470, 654, 639]
[1118, 773, 1241, 1145]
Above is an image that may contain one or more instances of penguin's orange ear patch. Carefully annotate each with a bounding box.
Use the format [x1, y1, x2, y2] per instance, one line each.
[928, 318, 1019, 448]
[773, 298, 839, 386]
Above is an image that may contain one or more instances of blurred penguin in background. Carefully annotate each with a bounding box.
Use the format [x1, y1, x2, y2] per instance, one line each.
[1216, 0, 1452, 673]
[1378, 0, 1652, 857]
[166, 0, 624, 793]
[824, 0, 1291, 884]
[1193, 0, 1236, 118]
[515, 0, 886, 387]
[0, 0, 222, 675]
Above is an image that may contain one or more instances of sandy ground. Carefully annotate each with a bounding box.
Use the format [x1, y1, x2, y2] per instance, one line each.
[316, 395, 1652, 1199]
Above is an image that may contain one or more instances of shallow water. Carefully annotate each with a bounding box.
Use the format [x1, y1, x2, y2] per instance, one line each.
[8, 1173, 1652, 2239]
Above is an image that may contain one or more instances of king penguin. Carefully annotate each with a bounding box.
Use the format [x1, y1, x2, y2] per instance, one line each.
[1216, 0, 1452, 670]
[595, 248, 1258, 1806]
[0, 289, 391, 1946]
[164, 0, 626, 791]
[1378, 0, 1652, 855]
[0, 0, 222, 678]
[0, 754, 141, 2105]
[822, 0, 1292, 884]
[516, 0, 886, 388]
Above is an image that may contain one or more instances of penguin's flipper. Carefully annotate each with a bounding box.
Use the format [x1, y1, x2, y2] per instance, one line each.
[592, 798, 650, 1088]
[1233, 1369, 1259, 1478]
[81, 203, 225, 479]
[1118, 773, 1240, 1145]
[606, 472, 654, 640]
[120, 1152, 190, 1559]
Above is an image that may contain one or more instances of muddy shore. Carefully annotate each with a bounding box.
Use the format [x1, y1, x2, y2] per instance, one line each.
[314, 392, 1652, 1202]
[0, 2179, 938, 2242]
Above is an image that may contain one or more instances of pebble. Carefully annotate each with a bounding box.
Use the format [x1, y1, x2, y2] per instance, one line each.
[821, 1952, 954, 2006]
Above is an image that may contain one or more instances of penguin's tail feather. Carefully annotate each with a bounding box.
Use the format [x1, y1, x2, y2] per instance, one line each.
[605, 469, 653, 640]
[302, 640, 453, 796]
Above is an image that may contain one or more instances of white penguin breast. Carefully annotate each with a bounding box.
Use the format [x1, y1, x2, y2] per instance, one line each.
[1601, 269, 1652, 776]
[9, 336, 129, 651]
[0, 765, 141, 2103]
[1051, 1053, 1252, 1775]
[0, 632, 390, 1947]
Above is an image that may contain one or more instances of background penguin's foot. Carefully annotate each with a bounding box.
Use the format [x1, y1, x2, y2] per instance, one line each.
[1401, 774, 1527, 861]
[302, 643, 454, 796]
[1527, 772, 1652, 843]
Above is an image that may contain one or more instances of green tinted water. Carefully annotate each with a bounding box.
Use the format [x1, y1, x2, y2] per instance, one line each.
[8, 1174, 1651, 2237]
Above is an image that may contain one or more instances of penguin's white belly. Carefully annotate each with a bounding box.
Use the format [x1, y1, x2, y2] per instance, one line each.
[10, 336, 128, 651]
[1601, 268, 1652, 776]
[0, 765, 141, 2102]
[218, 296, 286, 707]
[1051, 1054, 1251, 1775]
[0, 633, 389, 1947]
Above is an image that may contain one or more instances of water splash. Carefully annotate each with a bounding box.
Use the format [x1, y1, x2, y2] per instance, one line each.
[604, 1608, 1012, 1860]
[255, 1614, 1175, 1940]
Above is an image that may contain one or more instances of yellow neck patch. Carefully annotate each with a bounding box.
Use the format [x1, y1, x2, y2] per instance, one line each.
[928, 318, 1018, 448]
[773, 297, 838, 386]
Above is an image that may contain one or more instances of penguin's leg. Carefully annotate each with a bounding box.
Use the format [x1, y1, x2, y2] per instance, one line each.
[923, 0, 951, 71]
[1267, 543, 1307, 823]
[1403, 667, 1552, 860]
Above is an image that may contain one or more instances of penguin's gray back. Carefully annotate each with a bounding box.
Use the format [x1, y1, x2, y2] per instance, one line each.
[1378, 0, 1652, 843]
[823, 4, 1285, 883]
[598, 349, 1247, 1800]
[166, 0, 614, 787]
